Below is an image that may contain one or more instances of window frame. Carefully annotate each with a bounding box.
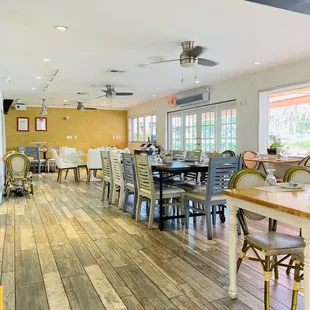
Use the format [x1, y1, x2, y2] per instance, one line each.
[128, 114, 157, 143]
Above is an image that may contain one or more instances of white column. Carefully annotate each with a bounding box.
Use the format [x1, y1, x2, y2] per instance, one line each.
[227, 198, 239, 299]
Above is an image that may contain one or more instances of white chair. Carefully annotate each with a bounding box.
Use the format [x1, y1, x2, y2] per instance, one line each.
[51, 149, 78, 184]
[86, 148, 104, 183]
[100, 150, 113, 203]
[109, 151, 125, 209]
[66, 153, 88, 179]
[134, 154, 185, 229]
[283, 166, 310, 184]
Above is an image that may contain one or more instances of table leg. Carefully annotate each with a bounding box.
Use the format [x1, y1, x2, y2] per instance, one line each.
[302, 219, 310, 310]
[227, 200, 238, 299]
[159, 171, 164, 231]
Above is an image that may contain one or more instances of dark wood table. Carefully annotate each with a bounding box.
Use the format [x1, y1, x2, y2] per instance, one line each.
[152, 161, 209, 231]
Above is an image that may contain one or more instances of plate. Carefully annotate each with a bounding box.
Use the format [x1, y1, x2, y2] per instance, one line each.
[279, 182, 305, 189]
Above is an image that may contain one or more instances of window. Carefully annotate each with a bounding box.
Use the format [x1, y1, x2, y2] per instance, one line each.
[168, 102, 236, 152]
[129, 115, 157, 142]
[262, 85, 310, 155]
[220, 107, 236, 152]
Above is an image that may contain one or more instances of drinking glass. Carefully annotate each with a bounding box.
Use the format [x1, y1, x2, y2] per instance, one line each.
[265, 169, 277, 187]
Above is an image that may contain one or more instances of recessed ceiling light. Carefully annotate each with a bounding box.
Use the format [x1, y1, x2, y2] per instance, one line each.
[64, 99, 68, 102]
[195, 80, 200, 84]
[43, 58, 50, 62]
[103, 101, 107, 104]
[253, 61, 260, 65]
[55, 25, 68, 31]
[3, 77, 11, 82]
[36, 76, 42, 80]
[152, 95, 156, 97]
[31, 88, 36, 91]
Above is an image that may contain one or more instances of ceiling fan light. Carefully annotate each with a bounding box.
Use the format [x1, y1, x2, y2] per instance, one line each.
[40, 99, 48, 115]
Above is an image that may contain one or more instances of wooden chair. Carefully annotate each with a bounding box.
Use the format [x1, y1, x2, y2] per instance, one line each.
[19, 146, 46, 173]
[291, 250, 304, 310]
[109, 151, 125, 209]
[171, 150, 186, 160]
[122, 153, 137, 217]
[51, 149, 79, 184]
[230, 169, 305, 309]
[5, 152, 33, 198]
[242, 151, 259, 169]
[100, 150, 113, 203]
[184, 157, 241, 239]
[297, 154, 310, 167]
[134, 154, 185, 229]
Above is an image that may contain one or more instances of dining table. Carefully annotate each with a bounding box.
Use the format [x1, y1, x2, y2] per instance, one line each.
[246, 157, 300, 173]
[222, 185, 310, 310]
[152, 160, 209, 231]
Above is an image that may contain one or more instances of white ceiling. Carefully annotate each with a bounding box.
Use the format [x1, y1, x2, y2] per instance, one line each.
[1, 0, 310, 110]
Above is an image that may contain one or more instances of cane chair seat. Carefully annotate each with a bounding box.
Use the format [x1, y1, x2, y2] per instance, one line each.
[292, 249, 304, 263]
[12, 172, 33, 179]
[246, 232, 305, 256]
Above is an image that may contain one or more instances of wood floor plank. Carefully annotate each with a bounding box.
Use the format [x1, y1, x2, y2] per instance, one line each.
[72, 209, 93, 222]
[70, 238, 96, 267]
[121, 294, 145, 310]
[43, 271, 71, 310]
[60, 219, 80, 239]
[171, 295, 204, 310]
[95, 256, 132, 297]
[16, 249, 43, 285]
[16, 282, 49, 310]
[2, 242, 14, 272]
[33, 224, 49, 244]
[45, 225, 70, 246]
[2, 272, 15, 310]
[15, 227, 36, 251]
[81, 221, 108, 240]
[37, 242, 58, 274]
[140, 249, 185, 286]
[163, 257, 227, 302]
[117, 264, 178, 310]
[95, 238, 131, 268]
[63, 274, 105, 310]
[212, 297, 252, 310]
[96, 219, 117, 234]
[85, 264, 127, 310]
[52, 243, 85, 277]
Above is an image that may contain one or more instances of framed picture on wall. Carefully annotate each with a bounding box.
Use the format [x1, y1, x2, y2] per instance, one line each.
[35, 117, 47, 131]
[17, 117, 29, 132]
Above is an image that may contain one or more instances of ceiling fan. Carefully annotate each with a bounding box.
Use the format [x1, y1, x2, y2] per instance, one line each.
[151, 41, 218, 67]
[76, 101, 97, 111]
[96, 85, 133, 99]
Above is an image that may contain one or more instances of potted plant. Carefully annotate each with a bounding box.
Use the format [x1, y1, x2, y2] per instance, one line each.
[267, 136, 283, 155]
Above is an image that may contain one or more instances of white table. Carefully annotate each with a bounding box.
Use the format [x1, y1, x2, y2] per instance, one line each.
[223, 186, 310, 310]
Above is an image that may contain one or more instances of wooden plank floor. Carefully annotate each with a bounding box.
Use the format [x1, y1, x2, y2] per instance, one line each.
[0, 172, 304, 310]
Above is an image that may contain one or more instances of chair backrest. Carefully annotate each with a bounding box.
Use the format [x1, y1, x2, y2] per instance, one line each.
[229, 169, 266, 223]
[222, 150, 236, 157]
[87, 149, 103, 169]
[172, 150, 185, 160]
[6, 153, 30, 179]
[242, 151, 258, 169]
[23, 147, 40, 160]
[100, 150, 112, 180]
[206, 157, 241, 202]
[3, 151, 19, 163]
[207, 152, 223, 158]
[134, 154, 155, 198]
[122, 153, 136, 189]
[283, 166, 310, 184]
[298, 155, 310, 167]
[51, 149, 63, 167]
[186, 150, 202, 161]
[109, 151, 123, 186]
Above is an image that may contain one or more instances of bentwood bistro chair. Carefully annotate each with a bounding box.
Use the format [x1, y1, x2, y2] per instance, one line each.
[229, 168, 306, 309]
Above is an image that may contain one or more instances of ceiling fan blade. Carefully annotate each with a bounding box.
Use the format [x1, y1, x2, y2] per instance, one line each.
[151, 59, 180, 64]
[186, 46, 205, 58]
[95, 95, 106, 99]
[197, 58, 218, 67]
[115, 92, 133, 96]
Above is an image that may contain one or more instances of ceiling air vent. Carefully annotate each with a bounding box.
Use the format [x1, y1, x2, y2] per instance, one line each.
[106, 69, 125, 74]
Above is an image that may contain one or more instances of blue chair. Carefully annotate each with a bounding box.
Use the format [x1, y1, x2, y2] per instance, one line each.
[184, 157, 241, 239]
[18, 146, 46, 173]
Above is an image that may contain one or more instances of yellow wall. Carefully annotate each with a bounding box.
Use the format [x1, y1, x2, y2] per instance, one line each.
[5, 107, 128, 152]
